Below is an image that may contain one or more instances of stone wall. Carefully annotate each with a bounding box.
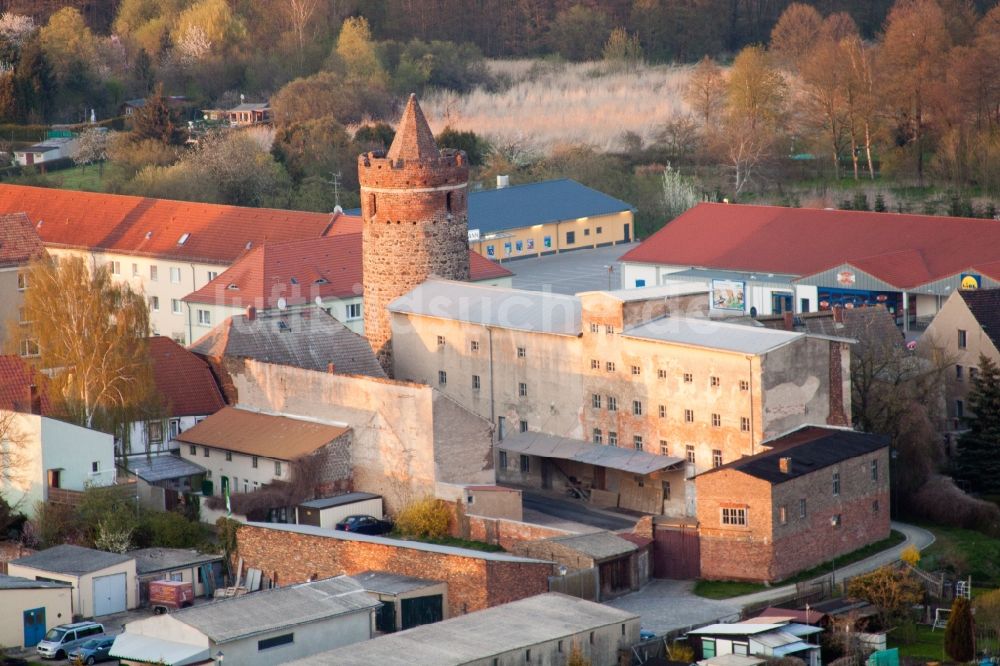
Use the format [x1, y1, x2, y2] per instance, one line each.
[458, 513, 572, 551]
[236, 523, 552, 618]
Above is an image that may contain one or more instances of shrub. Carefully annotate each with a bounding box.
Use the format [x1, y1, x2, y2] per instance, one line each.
[394, 497, 452, 539]
[137, 510, 207, 549]
[945, 596, 975, 662]
[974, 589, 1000, 633]
[900, 544, 921, 567]
[910, 475, 1000, 536]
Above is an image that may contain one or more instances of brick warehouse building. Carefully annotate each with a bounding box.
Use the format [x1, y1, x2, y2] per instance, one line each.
[695, 426, 890, 582]
[235, 522, 553, 618]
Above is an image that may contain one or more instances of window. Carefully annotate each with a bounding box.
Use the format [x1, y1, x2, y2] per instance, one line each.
[17, 307, 28, 324]
[252, 456, 258, 469]
[871, 459, 879, 481]
[590, 323, 600, 333]
[438, 370, 447, 385]
[170, 267, 181, 283]
[566, 230, 576, 244]
[584, 228, 590, 236]
[592, 394, 601, 409]
[498, 450, 507, 469]
[108, 260, 121, 275]
[662, 480, 671, 499]
[498, 416, 506, 440]
[17, 272, 28, 290]
[593, 428, 603, 444]
[275, 461, 282, 476]
[633, 400, 643, 416]
[596, 226, 603, 234]
[172, 299, 182, 314]
[19, 338, 39, 357]
[169, 419, 181, 438]
[519, 419, 528, 433]
[659, 404, 666, 418]
[633, 435, 643, 450]
[799, 498, 807, 518]
[607, 396, 617, 411]
[702, 639, 716, 659]
[605, 325, 614, 334]
[591, 359, 600, 370]
[132, 263, 139, 277]
[518, 382, 528, 397]
[471, 340, 480, 352]
[91, 461, 99, 474]
[206, 270, 218, 282]
[958, 329, 967, 349]
[189, 445, 196, 455]
[472, 375, 481, 390]
[779, 505, 787, 524]
[712, 449, 722, 467]
[971, 367, 979, 381]
[956, 399, 965, 418]
[741, 417, 751, 432]
[683, 373, 693, 383]
[740, 380, 750, 391]
[721, 507, 747, 526]
[833, 471, 841, 496]
[197, 310, 211, 326]
[149, 265, 158, 281]
[437, 335, 446, 347]
[606, 361, 615, 372]
[608, 431, 618, 446]
[733, 643, 750, 656]
[631, 365, 641, 375]
[258, 633, 294, 651]
[831, 514, 842, 527]
[346, 303, 362, 320]
[149, 296, 159, 311]
[686, 445, 695, 463]
[873, 499, 880, 513]
[517, 346, 526, 358]
[525, 648, 531, 662]
[203, 447, 209, 457]
[710, 376, 720, 387]
[147, 421, 163, 444]
[711, 413, 721, 427]
[225, 451, 232, 461]
[684, 409, 694, 423]
[658, 369, 667, 379]
[520, 455, 530, 473]
[956, 364, 964, 381]
[659, 440, 668, 456]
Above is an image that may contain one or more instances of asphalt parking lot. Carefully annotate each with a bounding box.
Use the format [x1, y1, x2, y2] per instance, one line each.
[508, 242, 638, 295]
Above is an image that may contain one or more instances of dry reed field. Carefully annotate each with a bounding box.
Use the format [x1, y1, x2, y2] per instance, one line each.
[422, 59, 693, 155]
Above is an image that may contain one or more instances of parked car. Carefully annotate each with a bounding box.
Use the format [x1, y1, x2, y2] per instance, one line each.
[36, 621, 105, 660]
[335, 514, 392, 535]
[68, 636, 115, 664]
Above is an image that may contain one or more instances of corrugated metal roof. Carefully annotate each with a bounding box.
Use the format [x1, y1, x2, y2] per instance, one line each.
[687, 624, 786, 636]
[389, 280, 582, 336]
[12, 544, 132, 575]
[129, 548, 222, 575]
[352, 571, 441, 595]
[0, 573, 70, 590]
[110, 633, 209, 665]
[299, 492, 381, 510]
[498, 431, 682, 475]
[468, 179, 634, 235]
[120, 454, 207, 483]
[623, 316, 804, 355]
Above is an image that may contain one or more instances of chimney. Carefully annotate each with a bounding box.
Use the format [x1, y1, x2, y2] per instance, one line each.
[497, 174, 509, 189]
[245, 305, 256, 321]
[832, 306, 844, 324]
[29, 384, 41, 415]
[782, 311, 794, 331]
[779, 457, 792, 474]
[327, 361, 336, 374]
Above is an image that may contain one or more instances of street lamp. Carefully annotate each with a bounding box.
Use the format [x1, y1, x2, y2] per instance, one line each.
[215, 650, 224, 664]
[603, 264, 614, 290]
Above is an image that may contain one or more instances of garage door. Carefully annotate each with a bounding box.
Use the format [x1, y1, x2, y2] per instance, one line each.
[93, 573, 127, 616]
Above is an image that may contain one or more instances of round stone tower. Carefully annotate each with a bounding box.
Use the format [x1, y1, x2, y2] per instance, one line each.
[359, 94, 470, 374]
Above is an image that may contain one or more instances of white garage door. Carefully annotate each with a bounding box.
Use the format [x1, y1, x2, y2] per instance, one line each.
[93, 573, 127, 616]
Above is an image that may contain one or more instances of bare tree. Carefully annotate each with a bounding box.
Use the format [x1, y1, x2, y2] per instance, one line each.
[0, 410, 28, 486]
[684, 56, 727, 128]
[282, 0, 321, 67]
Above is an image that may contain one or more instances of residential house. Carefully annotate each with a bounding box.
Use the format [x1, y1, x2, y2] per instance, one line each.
[352, 571, 448, 633]
[8, 544, 138, 618]
[13, 136, 78, 167]
[111, 576, 380, 666]
[0, 356, 115, 517]
[287, 592, 640, 666]
[129, 548, 225, 605]
[0, 212, 45, 349]
[695, 426, 890, 582]
[202, 102, 272, 125]
[466, 177, 635, 260]
[686, 621, 822, 666]
[0, 574, 72, 649]
[118, 453, 207, 513]
[176, 406, 352, 522]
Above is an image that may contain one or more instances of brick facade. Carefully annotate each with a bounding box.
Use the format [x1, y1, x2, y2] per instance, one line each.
[360, 95, 470, 373]
[236, 523, 552, 618]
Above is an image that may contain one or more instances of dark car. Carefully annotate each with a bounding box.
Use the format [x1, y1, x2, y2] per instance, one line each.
[335, 514, 392, 535]
[68, 636, 115, 665]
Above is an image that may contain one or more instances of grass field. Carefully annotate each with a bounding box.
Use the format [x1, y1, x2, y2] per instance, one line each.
[14, 163, 108, 192]
[888, 623, 945, 661]
[920, 523, 1000, 585]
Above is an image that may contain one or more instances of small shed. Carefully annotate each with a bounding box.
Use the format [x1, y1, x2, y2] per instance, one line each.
[352, 570, 448, 633]
[8, 544, 137, 618]
[296, 492, 383, 529]
[130, 548, 224, 604]
[0, 574, 73, 649]
[512, 531, 642, 600]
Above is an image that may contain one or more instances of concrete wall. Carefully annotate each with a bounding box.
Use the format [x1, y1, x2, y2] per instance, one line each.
[224, 612, 373, 665]
[465, 618, 641, 666]
[0, 585, 73, 648]
[436, 484, 523, 521]
[8, 559, 138, 618]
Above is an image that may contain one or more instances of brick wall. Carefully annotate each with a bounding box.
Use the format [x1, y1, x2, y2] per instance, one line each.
[826, 342, 850, 426]
[236, 524, 552, 618]
[454, 504, 571, 551]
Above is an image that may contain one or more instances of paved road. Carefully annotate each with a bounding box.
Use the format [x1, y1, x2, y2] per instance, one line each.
[509, 243, 638, 295]
[608, 521, 936, 635]
[522, 492, 637, 531]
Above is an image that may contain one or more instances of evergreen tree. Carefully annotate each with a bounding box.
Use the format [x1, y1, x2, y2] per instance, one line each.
[12, 37, 54, 122]
[945, 596, 975, 662]
[132, 83, 185, 145]
[954, 355, 1000, 493]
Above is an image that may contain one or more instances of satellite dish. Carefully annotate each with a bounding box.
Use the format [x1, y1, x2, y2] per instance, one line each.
[277, 297, 287, 310]
[314, 296, 323, 307]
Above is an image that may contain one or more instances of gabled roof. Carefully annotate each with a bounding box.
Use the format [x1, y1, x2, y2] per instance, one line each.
[386, 94, 439, 162]
[188, 307, 386, 378]
[468, 179, 635, 235]
[698, 426, 888, 485]
[182, 233, 510, 307]
[0, 184, 350, 265]
[147, 337, 225, 417]
[11, 544, 132, 575]
[0, 212, 45, 267]
[174, 406, 349, 460]
[752, 305, 902, 354]
[959, 288, 1000, 351]
[0, 354, 51, 415]
[621, 203, 1000, 289]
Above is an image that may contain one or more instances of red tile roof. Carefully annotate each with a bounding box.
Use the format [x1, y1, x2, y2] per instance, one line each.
[147, 336, 226, 417]
[621, 203, 1000, 289]
[0, 212, 45, 267]
[183, 233, 512, 307]
[0, 184, 355, 265]
[0, 355, 50, 414]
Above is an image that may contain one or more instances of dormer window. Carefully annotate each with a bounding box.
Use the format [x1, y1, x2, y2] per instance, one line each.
[227, 283, 239, 290]
[145, 231, 153, 239]
[178, 233, 190, 245]
[290, 277, 299, 285]
[314, 278, 328, 285]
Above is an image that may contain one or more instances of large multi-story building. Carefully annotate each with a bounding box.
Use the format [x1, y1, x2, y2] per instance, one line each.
[0, 213, 44, 351]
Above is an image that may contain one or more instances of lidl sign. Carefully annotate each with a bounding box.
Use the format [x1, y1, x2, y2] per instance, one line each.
[960, 273, 981, 290]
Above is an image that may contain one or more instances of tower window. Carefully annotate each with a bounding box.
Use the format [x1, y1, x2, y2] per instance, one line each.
[446, 191, 453, 213]
[370, 193, 376, 215]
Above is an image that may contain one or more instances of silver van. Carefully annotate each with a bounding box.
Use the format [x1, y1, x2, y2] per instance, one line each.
[36, 621, 105, 660]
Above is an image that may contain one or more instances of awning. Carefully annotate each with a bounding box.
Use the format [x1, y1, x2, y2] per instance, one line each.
[111, 633, 210, 665]
[499, 432, 684, 475]
[771, 641, 818, 657]
[120, 454, 207, 483]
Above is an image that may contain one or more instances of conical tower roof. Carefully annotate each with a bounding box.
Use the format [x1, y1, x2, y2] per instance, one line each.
[386, 94, 439, 162]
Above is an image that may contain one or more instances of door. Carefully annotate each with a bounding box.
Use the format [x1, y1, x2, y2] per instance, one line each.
[771, 293, 793, 314]
[652, 525, 701, 579]
[23, 607, 45, 647]
[93, 573, 127, 616]
[400, 595, 443, 630]
[375, 601, 396, 633]
[623, 223, 631, 242]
